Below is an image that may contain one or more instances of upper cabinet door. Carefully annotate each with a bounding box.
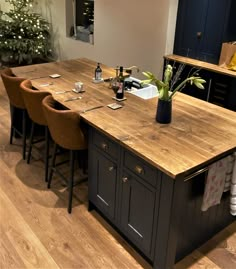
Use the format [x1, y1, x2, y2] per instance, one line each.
[174, 0, 208, 59]
[174, 0, 233, 64]
[199, 0, 232, 63]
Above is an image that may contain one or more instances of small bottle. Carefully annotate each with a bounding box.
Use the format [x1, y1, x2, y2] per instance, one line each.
[116, 66, 124, 99]
[95, 63, 102, 81]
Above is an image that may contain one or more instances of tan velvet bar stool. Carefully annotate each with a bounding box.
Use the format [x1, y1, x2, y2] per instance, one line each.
[42, 95, 88, 213]
[20, 80, 51, 182]
[1, 68, 28, 159]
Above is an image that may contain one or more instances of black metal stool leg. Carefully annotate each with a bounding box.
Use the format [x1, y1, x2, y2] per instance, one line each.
[9, 106, 15, 145]
[22, 109, 27, 160]
[68, 150, 75, 214]
[27, 121, 35, 164]
[44, 126, 49, 182]
[48, 143, 57, 189]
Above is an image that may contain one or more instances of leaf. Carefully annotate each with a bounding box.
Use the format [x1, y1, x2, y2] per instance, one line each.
[155, 80, 166, 88]
[142, 71, 154, 79]
[141, 79, 152, 85]
[193, 81, 205, 89]
[196, 78, 206, 84]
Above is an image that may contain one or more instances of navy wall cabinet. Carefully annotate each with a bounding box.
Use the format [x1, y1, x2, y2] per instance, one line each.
[174, 0, 234, 64]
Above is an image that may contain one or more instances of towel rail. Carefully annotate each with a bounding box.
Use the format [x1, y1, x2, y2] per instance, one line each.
[184, 166, 209, 182]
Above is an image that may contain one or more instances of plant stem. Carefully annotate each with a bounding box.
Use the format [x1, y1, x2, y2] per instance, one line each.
[168, 77, 193, 100]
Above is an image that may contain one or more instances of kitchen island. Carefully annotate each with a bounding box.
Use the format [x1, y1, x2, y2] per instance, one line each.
[13, 59, 236, 269]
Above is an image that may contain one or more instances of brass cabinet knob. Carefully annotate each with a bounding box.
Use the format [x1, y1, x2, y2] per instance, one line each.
[101, 142, 108, 151]
[197, 32, 202, 39]
[108, 166, 115, 171]
[135, 165, 144, 175]
[122, 177, 128, 183]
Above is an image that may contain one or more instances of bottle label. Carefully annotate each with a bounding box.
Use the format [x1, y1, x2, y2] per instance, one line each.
[116, 82, 124, 99]
[95, 71, 102, 80]
[117, 82, 123, 93]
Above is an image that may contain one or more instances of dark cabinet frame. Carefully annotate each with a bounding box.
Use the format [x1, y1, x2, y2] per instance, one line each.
[174, 0, 234, 64]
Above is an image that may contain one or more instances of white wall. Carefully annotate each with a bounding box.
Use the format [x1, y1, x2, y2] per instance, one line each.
[1, 0, 178, 78]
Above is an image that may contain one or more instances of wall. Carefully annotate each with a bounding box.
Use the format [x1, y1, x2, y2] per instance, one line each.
[1, 0, 178, 78]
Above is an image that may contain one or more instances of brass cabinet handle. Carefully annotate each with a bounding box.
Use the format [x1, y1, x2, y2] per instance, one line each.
[122, 177, 128, 183]
[135, 165, 144, 175]
[101, 142, 108, 151]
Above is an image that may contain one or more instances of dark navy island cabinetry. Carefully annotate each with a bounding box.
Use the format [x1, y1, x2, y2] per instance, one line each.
[88, 127, 234, 269]
[88, 128, 160, 262]
[88, 129, 119, 222]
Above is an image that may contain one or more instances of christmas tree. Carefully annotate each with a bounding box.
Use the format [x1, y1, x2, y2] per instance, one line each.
[0, 0, 52, 66]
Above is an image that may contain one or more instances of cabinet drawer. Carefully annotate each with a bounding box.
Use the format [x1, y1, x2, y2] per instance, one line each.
[123, 151, 157, 187]
[93, 130, 118, 160]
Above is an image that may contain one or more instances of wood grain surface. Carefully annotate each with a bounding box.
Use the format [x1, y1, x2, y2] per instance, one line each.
[12, 58, 236, 179]
[165, 54, 236, 78]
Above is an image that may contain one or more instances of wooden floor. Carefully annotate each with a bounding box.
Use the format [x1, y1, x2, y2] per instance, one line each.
[0, 77, 235, 269]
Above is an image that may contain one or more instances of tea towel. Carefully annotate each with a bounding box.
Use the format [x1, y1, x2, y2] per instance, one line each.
[201, 157, 228, 211]
[230, 152, 236, 216]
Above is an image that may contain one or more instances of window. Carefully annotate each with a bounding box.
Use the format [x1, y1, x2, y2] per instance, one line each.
[71, 0, 94, 43]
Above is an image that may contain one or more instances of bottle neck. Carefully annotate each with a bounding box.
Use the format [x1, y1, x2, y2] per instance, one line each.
[119, 66, 123, 76]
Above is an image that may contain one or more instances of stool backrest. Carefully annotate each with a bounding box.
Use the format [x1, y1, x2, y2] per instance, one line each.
[1, 68, 25, 109]
[20, 80, 51, 126]
[42, 95, 87, 150]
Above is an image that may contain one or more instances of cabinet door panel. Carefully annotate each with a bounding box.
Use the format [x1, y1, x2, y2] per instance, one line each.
[92, 150, 117, 219]
[120, 172, 156, 257]
[174, 0, 232, 64]
[174, 0, 207, 59]
[199, 0, 231, 63]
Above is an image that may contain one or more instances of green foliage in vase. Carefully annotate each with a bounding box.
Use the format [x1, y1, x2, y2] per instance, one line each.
[142, 64, 206, 101]
[0, 0, 52, 66]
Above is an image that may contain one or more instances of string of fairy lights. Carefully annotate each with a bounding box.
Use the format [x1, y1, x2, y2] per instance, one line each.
[0, 0, 52, 64]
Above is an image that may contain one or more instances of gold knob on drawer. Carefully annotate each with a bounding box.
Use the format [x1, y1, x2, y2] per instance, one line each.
[101, 142, 108, 151]
[108, 166, 115, 171]
[135, 165, 144, 174]
[122, 177, 128, 183]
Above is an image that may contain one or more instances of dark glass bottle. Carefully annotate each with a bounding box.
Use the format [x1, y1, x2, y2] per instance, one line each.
[95, 63, 102, 80]
[116, 66, 124, 99]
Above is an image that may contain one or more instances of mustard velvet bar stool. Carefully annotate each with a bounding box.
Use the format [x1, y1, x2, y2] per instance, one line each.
[20, 80, 51, 182]
[42, 95, 88, 213]
[1, 68, 28, 159]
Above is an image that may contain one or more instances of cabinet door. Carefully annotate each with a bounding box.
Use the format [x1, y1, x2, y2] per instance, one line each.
[174, 0, 232, 64]
[89, 150, 117, 220]
[174, 0, 208, 60]
[198, 0, 232, 63]
[120, 171, 156, 258]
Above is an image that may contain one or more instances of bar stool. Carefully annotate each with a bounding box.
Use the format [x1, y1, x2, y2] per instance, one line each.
[20, 80, 51, 182]
[1, 68, 28, 159]
[42, 95, 88, 213]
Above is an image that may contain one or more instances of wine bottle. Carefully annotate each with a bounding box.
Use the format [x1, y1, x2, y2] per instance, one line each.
[116, 66, 124, 99]
[95, 63, 102, 80]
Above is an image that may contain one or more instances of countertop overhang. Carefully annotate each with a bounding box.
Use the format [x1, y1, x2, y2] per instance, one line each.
[13, 58, 236, 179]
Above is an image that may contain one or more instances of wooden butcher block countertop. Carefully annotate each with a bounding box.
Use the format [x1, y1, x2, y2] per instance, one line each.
[165, 54, 236, 78]
[13, 58, 236, 179]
